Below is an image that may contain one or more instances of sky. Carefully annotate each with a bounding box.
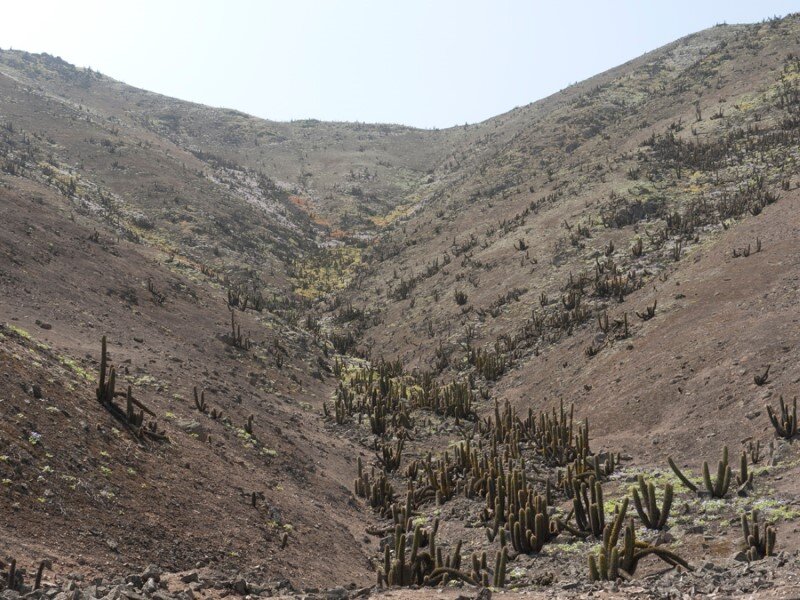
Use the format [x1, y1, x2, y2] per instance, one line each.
[0, 1, 797, 129]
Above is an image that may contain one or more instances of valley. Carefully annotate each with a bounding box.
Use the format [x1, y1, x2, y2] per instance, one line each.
[1, 14, 800, 599]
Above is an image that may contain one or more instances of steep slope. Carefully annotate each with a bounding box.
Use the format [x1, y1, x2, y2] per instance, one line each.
[0, 46, 389, 590]
[337, 16, 800, 460]
[0, 170, 372, 588]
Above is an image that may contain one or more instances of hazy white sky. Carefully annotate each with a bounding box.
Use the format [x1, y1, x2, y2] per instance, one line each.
[0, 1, 796, 128]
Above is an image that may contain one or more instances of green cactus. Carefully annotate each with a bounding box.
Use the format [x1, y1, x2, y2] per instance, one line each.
[492, 547, 507, 588]
[573, 479, 604, 536]
[377, 438, 404, 472]
[667, 456, 698, 493]
[588, 517, 692, 581]
[701, 446, 731, 498]
[668, 447, 731, 498]
[736, 450, 754, 492]
[742, 510, 776, 561]
[631, 475, 673, 530]
[381, 520, 475, 588]
[507, 491, 559, 553]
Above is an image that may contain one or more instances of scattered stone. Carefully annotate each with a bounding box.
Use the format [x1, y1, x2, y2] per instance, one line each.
[325, 587, 347, 600]
[231, 577, 248, 595]
[140, 567, 161, 583]
[733, 550, 749, 562]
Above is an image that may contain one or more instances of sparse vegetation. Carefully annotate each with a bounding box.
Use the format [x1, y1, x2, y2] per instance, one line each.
[2, 15, 800, 596]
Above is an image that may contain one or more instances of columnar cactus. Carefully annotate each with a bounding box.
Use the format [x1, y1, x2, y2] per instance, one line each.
[767, 396, 797, 439]
[631, 475, 673, 530]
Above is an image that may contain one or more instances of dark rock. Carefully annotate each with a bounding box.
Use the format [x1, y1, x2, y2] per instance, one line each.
[140, 567, 160, 583]
[231, 578, 248, 595]
[325, 587, 347, 600]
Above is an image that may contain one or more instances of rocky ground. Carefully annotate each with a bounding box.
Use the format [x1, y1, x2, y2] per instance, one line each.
[3, 550, 800, 600]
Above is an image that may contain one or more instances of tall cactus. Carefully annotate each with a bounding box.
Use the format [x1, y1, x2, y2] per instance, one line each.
[736, 451, 754, 492]
[95, 336, 116, 404]
[631, 475, 673, 530]
[702, 446, 731, 498]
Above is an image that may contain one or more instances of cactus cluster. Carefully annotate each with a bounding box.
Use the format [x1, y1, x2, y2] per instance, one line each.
[328, 354, 700, 589]
[194, 386, 208, 413]
[562, 479, 621, 538]
[95, 337, 165, 441]
[588, 515, 692, 581]
[635, 299, 657, 321]
[229, 310, 251, 350]
[227, 283, 265, 312]
[377, 437, 404, 472]
[324, 359, 475, 429]
[631, 475, 673, 530]
[468, 346, 506, 381]
[667, 446, 750, 498]
[767, 395, 797, 439]
[479, 466, 557, 554]
[192, 387, 223, 420]
[147, 277, 166, 305]
[380, 520, 479, 587]
[592, 257, 643, 302]
[732, 237, 761, 258]
[354, 457, 394, 515]
[741, 510, 777, 561]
